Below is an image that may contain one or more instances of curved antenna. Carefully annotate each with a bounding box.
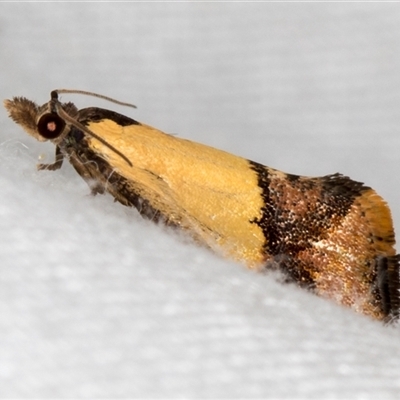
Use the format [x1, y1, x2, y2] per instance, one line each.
[53, 98, 133, 167]
[54, 89, 137, 109]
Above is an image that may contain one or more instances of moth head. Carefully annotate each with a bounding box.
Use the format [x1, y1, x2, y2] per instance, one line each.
[4, 90, 133, 167]
[4, 97, 78, 143]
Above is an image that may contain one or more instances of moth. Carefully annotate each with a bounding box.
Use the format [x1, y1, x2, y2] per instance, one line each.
[4, 90, 400, 322]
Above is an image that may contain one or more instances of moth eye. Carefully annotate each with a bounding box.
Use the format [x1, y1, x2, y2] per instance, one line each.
[37, 113, 66, 139]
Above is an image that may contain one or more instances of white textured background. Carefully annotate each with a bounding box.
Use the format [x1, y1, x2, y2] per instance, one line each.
[1, 3, 400, 398]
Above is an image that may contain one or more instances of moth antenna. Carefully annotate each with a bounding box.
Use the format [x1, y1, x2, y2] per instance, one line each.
[53, 89, 137, 109]
[55, 103, 133, 167]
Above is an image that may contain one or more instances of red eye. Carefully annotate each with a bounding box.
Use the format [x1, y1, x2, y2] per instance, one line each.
[37, 113, 66, 139]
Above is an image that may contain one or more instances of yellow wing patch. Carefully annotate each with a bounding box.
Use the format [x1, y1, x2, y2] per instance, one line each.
[87, 119, 266, 266]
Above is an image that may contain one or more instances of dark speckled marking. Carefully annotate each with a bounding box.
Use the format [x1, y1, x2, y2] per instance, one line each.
[319, 173, 366, 205]
[285, 173, 300, 183]
[248, 159, 400, 320]
[249, 161, 369, 288]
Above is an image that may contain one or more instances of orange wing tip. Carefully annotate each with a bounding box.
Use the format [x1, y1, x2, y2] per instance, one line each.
[358, 189, 396, 250]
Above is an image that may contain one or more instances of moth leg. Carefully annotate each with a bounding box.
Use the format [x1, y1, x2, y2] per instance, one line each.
[68, 150, 106, 196]
[37, 146, 64, 171]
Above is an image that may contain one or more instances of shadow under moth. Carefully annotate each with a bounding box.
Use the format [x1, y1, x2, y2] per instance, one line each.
[4, 89, 400, 322]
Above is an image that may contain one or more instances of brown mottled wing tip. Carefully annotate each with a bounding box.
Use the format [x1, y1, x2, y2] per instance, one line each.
[377, 255, 400, 323]
[3, 97, 44, 141]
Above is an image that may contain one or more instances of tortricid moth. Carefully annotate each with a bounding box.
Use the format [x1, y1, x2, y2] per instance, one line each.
[4, 90, 399, 322]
